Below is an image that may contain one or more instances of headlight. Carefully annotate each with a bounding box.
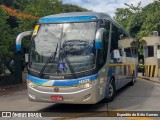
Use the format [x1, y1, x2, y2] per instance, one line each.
[79, 82, 92, 88]
[78, 79, 97, 89]
[28, 81, 37, 88]
[83, 83, 92, 88]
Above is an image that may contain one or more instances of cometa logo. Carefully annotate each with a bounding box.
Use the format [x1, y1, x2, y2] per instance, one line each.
[49, 75, 64, 79]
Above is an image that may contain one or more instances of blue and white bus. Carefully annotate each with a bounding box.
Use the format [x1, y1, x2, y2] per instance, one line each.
[16, 12, 138, 104]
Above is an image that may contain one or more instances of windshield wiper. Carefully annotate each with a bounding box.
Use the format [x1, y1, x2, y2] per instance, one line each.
[39, 43, 58, 78]
[60, 48, 77, 79]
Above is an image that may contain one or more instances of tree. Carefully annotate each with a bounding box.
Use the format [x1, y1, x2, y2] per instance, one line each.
[114, 1, 160, 39]
[0, 6, 12, 74]
[23, 0, 62, 17]
[114, 1, 160, 55]
[137, 1, 160, 39]
[62, 4, 88, 12]
[0, 7, 12, 57]
[114, 2, 142, 31]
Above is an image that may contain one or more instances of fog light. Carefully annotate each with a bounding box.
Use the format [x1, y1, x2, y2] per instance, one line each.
[28, 93, 35, 99]
[84, 83, 90, 88]
[83, 94, 91, 101]
[28, 82, 37, 88]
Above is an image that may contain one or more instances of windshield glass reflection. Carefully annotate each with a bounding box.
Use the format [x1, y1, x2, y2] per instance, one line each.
[30, 22, 97, 75]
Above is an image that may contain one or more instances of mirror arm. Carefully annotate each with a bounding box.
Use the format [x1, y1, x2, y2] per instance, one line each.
[16, 31, 33, 52]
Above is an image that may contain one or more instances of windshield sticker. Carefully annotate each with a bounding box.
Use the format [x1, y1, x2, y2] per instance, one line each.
[32, 25, 39, 36]
[58, 63, 66, 71]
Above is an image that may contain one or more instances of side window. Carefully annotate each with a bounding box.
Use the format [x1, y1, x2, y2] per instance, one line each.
[124, 48, 131, 57]
[110, 24, 133, 63]
[147, 46, 154, 57]
[144, 46, 154, 58]
[102, 21, 110, 62]
[110, 25, 119, 52]
[157, 45, 160, 49]
[97, 20, 110, 68]
[110, 24, 121, 63]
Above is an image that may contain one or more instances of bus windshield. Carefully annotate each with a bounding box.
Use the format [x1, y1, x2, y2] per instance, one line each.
[30, 22, 97, 75]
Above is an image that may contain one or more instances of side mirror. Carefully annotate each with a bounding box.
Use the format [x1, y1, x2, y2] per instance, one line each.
[16, 31, 33, 52]
[95, 28, 106, 49]
[15, 31, 33, 81]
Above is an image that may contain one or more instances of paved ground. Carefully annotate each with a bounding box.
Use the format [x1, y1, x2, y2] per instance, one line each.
[0, 78, 160, 120]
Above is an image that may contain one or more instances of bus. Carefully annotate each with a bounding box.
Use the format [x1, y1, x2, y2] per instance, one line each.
[16, 12, 138, 104]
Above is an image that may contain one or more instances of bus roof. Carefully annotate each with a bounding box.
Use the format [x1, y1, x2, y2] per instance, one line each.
[38, 12, 111, 23]
[37, 12, 132, 38]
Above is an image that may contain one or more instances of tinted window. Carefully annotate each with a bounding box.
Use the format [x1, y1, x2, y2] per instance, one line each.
[124, 48, 131, 57]
[144, 46, 154, 57]
[148, 46, 154, 57]
[97, 20, 110, 68]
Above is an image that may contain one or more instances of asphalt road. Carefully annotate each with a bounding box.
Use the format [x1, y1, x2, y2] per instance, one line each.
[0, 78, 160, 120]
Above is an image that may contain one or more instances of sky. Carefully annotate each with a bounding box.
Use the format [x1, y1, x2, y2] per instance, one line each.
[62, 0, 154, 17]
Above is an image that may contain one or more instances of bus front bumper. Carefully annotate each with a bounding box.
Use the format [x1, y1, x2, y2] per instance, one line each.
[27, 83, 104, 104]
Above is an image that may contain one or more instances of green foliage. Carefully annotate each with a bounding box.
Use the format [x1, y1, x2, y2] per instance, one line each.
[63, 4, 89, 12]
[137, 1, 160, 39]
[114, 1, 160, 55]
[114, 2, 142, 34]
[0, 0, 89, 75]
[23, 0, 62, 17]
[0, 7, 12, 74]
[115, 1, 160, 38]
[127, 12, 145, 37]
[0, 7, 12, 58]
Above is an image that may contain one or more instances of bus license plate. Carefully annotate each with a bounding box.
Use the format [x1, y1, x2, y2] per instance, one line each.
[51, 96, 63, 101]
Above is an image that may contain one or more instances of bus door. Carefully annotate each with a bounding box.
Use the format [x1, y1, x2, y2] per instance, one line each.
[110, 49, 124, 89]
[108, 23, 126, 90]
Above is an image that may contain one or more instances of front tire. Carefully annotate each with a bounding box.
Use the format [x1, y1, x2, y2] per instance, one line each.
[104, 78, 116, 102]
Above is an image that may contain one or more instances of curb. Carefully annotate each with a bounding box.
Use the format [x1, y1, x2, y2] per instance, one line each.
[138, 76, 160, 84]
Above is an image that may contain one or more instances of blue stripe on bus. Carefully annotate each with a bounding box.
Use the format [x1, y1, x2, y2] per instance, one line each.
[16, 44, 21, 51]
[28, 74, 98, 86]
[38, 16, 98, 23]
[95, 41, 102, 49]
[28, 75, 48, 85]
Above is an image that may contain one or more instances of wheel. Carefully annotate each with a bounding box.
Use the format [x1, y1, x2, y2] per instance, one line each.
[103, 78, 116, 102]
[129, 72, 135, 86]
